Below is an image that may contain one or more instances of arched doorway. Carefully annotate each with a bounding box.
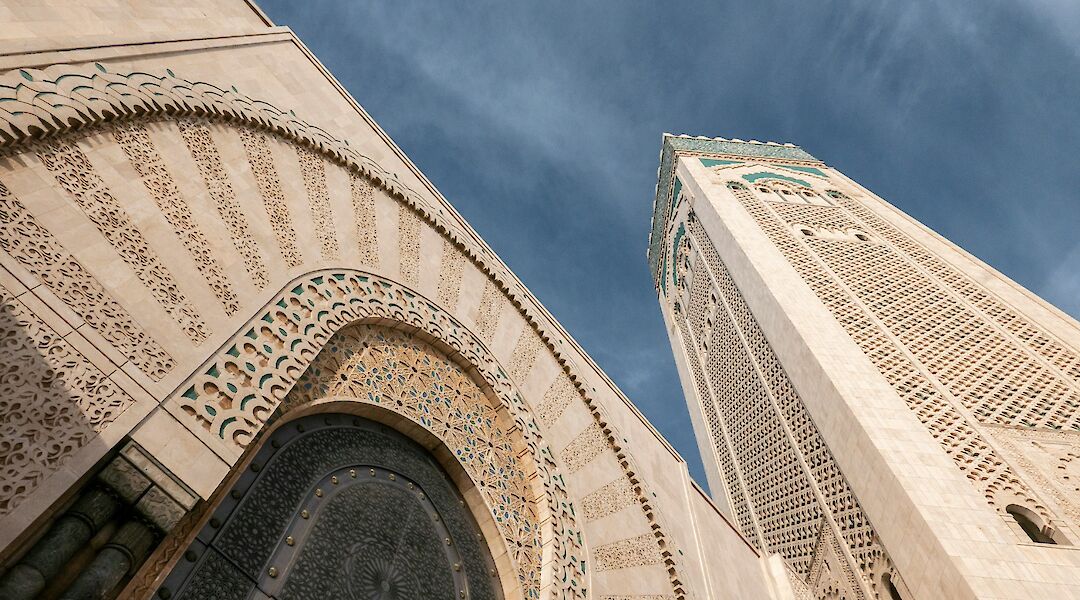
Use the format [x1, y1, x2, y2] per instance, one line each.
[157, 414, 502, 599]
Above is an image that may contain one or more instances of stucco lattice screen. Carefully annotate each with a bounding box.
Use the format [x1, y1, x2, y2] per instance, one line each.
[728, 182, 1063, 530]
[669, 214, 897, 598]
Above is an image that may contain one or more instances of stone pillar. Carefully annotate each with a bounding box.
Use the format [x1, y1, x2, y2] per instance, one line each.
[59, 520, 156, 600]
[0, 487, 120, 600]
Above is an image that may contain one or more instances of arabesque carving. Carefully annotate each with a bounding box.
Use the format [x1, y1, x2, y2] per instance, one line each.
[177, 118, 270, 289]
[0, 63, 688, 599]
[0, 284, 135, 516]
[165, 269, 584, 599]
[286, 324, 540, 596]
[0, 181, 174, 379]
[297, 146, 340, 261]
[239, 127, 303, 268]
[114, 121, 239, 315]
[36, 136, 209, 343]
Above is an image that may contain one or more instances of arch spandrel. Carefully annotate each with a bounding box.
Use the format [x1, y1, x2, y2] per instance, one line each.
[282, 324, 542, 598]
[160, 413, 507, 600]
[157, 269, 581, 599]
[0, 62, 693, 599]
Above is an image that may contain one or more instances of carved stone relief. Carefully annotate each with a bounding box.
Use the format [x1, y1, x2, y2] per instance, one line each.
[559, 423, 609, 474]
[0, 63, 687, 599]
[438, 238, 465, 309]
[0, 284, 135, 516]
[0, 181, 173, 379]
[177, 118, 270, 289]
[114, 121, 239, 315]
[398, 203, 422, 287]
[349, 175, 379, 268]
[163, 269, 586, 599]
[473, 278, 505, 345]
[297, 146, 341, 261]
[728, 181, 1057, 535]
[582, 476, 637, 522]
[592, 533, 664, 571]
[238, 127, 303, 268]
[537, 372, 576, 428]
[285, 324, 537, 595]
[37, 136, 209, 343]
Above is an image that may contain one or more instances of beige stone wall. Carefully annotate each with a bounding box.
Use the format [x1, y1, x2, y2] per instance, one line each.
[0, 4, 789, 599]
[0, 0, 270, 56]
[664, 149, 1080, 599]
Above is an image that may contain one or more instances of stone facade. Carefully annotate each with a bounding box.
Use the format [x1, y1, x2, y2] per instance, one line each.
[653, 135, 1080, 599]
[6, 2, 1070, 598]
[0, 3, 788, 599]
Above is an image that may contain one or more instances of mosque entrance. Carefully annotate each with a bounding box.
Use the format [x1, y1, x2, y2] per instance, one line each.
[157, 414, 502, 600]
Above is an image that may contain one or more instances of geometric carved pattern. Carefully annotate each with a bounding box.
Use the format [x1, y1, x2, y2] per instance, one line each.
[397, 204, 421, 287]
[114, 122, 239, 314]
[473, 278, 503, 344]
[560, 423, 608, 474]
[835, 195, 1080, 431]
[0, 181, 173, 379]
[438, 238, 465, 309]
[836, 195, 1080, 390]
[507, 327, 545, 385]
[36, 137, 209, 343]
[349, 175, 378, 268]
[582, 476, 637, 522]
[0, 284, 135, 517]
[807, 523, 865, 600]
[729, 182, 1058, 531]
[674, 215, 895, 595]
[537, 372, 576, 428]
[238, 128, 303, 268]
[286, 325, 537, 595]
[592, 533, 664, 571]
[166, 269, 586, 599]
[986, 426, 1080, 528]
[674, 313, 762, 549]
[297, 147, 340, 261]
[679, 226, 821, 570]
[177, 119, 269, 289]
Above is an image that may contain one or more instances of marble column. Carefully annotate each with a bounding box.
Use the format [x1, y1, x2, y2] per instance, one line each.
[59, 520, 156, 600]
[0, 487, 120, 600]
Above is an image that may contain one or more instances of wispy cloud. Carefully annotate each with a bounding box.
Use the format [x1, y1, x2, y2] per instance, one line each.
[263, 0, 1080, 486]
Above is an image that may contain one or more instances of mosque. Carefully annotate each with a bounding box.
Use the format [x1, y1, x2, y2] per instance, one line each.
[0, 2, 1078, 599]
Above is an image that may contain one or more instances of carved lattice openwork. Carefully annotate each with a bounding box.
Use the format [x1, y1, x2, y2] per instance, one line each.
[668, 213, 899, 599]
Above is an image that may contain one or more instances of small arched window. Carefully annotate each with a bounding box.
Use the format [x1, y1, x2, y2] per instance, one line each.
[881, 573, 904, 600]
[855, 233, 870, 242]
[1007, 504, 1058, 544]
[800, 228, 814, 237]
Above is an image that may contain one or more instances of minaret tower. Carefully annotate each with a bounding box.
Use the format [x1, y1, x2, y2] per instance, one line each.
[650, 134, 1080, 599]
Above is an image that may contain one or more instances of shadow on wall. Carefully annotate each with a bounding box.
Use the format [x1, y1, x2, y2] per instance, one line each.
[0, 290, 158, 599]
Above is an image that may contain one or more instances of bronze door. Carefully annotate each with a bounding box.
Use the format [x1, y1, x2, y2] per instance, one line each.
[156, 415, 503, 600]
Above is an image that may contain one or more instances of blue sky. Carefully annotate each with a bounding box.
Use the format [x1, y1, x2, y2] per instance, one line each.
[259, 0, 1080, 485]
